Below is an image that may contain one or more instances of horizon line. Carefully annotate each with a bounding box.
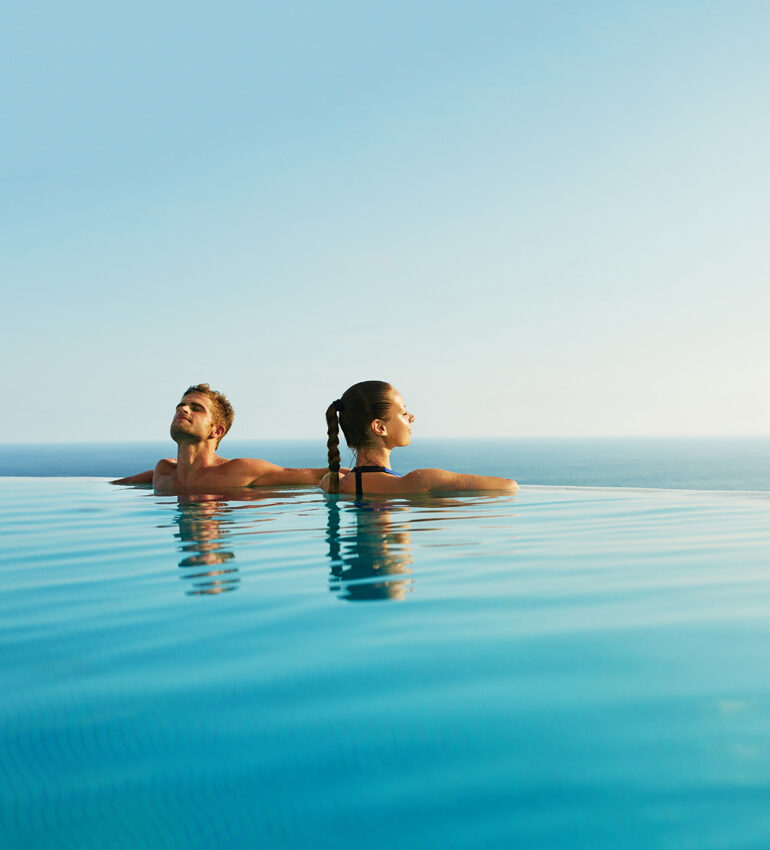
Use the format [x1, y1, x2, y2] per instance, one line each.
[2, 434, 770, 446]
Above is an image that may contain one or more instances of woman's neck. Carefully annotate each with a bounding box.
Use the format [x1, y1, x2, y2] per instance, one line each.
[355, 447, 392, 469]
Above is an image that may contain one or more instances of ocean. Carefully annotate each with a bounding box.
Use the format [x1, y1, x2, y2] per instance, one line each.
[1, 436, 768, 490]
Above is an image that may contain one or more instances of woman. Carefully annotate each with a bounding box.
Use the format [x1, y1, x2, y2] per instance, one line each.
[324, 381, 517, 496]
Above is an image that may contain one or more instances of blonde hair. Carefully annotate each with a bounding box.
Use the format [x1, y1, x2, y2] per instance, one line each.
[183, 383, 234, 448]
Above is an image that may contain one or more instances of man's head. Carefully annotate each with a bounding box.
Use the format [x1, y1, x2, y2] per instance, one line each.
[170, 384, 234, 448]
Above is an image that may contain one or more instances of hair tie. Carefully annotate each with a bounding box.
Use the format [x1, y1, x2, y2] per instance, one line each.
[332, 399, 345, 413]
[329, 461, 341, 473]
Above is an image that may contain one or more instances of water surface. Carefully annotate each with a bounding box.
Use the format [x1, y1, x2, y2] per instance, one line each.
[3, 478, 770, 849]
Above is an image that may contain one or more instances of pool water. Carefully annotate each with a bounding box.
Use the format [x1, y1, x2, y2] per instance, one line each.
[3, 478, 770, 849]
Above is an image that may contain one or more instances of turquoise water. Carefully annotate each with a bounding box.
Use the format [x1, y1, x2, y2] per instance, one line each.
[4, 477, 770, 848]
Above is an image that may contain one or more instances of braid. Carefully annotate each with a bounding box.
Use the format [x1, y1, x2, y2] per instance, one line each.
[326, 403, 341, 494]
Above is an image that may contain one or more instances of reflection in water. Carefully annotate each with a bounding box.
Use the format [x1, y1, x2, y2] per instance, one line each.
[173, 495, 240, 595]
[326, 499, 414, 601]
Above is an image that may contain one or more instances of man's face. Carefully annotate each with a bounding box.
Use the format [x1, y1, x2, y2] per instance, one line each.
[170, 393, 220, 445]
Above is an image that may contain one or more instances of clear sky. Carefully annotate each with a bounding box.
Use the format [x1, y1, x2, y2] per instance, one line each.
[2, 1, 768, 442]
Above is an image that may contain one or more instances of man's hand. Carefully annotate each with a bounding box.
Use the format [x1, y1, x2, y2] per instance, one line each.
[110, 469, 154, 485]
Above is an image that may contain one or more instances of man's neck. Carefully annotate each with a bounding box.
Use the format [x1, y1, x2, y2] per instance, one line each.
[175, 441, 222, 474]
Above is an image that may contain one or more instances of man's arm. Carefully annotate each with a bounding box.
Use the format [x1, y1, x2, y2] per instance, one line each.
[110, 469, 154, 485]
[111, 458, 175, 486]
[233, 458, 337, 487]
[249, 463, 331, 487]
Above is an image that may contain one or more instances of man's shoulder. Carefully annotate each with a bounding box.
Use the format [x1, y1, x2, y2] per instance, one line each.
[220, 457, 274, 466]
[155, 457, 177, 472]
[213, 457, 277, 486]
[220, 457, 274, 473]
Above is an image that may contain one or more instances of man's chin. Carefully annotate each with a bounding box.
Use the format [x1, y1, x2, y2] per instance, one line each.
[170, 425, 202, 444]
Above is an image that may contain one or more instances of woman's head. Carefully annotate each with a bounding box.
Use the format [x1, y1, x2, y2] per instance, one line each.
[325, 381, 414, 493]
[335, 381, 392, 449]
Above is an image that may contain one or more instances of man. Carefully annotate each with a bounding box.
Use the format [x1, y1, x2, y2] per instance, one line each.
[111, 383, 331, 491]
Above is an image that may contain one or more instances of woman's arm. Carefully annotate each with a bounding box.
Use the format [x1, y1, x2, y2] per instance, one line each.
[404, 468, 518, 493]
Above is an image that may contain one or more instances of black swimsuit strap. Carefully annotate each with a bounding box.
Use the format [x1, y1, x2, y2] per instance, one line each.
[352, 465, 395, 499]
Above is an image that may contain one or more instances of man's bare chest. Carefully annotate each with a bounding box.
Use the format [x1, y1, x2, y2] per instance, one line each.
[154, 461, 250, 491]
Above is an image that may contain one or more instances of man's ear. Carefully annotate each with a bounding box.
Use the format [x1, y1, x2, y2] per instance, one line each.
[210, 424, 226, 441]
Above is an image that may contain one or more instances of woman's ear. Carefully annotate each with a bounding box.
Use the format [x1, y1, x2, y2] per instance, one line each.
[371, 418, 388, 437]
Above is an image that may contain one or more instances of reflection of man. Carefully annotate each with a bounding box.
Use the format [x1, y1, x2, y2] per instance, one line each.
[175, 496, 239, 596]
[112, 383, 330, 492]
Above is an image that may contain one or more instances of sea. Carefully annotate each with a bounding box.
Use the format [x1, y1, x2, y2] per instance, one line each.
[3, 437, 770, 849]
[1, 436, 769, 490]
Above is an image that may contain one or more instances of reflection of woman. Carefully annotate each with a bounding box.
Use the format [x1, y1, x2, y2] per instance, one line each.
[325, 499, 413, 601]
[323, 381, 518, 497]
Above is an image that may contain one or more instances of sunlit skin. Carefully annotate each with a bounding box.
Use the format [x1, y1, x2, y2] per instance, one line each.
[112, 392, 335, 493]
[322, 388, 518, 496]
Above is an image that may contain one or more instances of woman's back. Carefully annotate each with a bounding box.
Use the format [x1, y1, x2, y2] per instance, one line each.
[325, 463, 517, 497]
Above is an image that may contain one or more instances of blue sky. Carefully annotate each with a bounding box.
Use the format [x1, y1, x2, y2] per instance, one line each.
[2, 1, 768, 442]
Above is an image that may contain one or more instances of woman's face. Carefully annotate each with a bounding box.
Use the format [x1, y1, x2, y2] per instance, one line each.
[380, 389, 415, 448]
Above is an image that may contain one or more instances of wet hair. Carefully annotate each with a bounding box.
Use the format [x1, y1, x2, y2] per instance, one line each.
[325, 381, 393, 494]
[183, 383, 234, 448]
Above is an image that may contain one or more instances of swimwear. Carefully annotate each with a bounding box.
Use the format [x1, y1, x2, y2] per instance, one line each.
[352, 465, 402, 499]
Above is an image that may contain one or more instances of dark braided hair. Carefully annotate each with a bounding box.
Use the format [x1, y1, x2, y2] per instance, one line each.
[326, 402, 342, 494]
[325, 381, 393, 494]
